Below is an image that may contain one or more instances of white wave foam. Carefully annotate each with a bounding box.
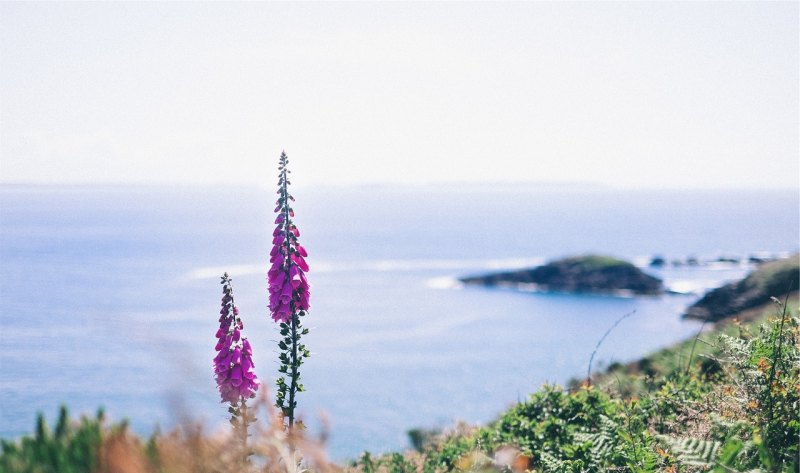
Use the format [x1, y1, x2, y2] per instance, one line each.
[704, 261, 749, 270]
[425, 277, 464, 290]
[665, 279, 729, 295]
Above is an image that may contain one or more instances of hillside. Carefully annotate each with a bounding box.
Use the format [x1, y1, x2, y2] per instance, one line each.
[395, 297, 798, 473]
[585, 295, 797, 397]
[684, 255, 799, 321]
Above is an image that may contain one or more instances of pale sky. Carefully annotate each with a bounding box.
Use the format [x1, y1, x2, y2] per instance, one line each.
[1, 1, 797, 188]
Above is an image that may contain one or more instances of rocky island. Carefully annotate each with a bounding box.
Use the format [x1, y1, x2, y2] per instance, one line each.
[460, 255, 663, 296]
[683, 255, 799, 321]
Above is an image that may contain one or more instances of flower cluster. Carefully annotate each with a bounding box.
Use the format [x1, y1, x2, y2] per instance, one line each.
[268, 155, 310, 323]
[214, 273, 260, 404]
[212, 152, 311, 432]
[267, 151, 312, 428]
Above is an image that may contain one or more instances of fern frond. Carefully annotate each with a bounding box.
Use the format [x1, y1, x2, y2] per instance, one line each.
[538, 451, 566, 472]
[573, 431, 614, 459]
[657, 435, 721, 467]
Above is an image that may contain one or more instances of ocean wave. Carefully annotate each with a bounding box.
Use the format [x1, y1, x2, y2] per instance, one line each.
[664, 278, 732, 295]
[425, 277, 464, 290]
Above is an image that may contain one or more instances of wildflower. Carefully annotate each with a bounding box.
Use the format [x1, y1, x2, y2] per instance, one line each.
[268, 161, 310, 323]
[214, 273, 260, 404]
[268, 151, 311, 429]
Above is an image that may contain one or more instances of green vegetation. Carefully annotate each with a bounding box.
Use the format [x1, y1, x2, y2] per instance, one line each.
[374, 297, 798, 473]
[0, 396, 327, 473]
[0, 406, 105, 473]
[3, 288, 798, 472]
[561, 255, 633, 271]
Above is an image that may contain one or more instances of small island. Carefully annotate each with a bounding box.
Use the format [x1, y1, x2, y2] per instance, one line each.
[460, 255, 663, 296]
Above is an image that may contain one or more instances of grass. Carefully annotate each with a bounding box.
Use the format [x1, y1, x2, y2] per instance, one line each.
[585, 293, 797, 398]
[563, 255, 634, 270]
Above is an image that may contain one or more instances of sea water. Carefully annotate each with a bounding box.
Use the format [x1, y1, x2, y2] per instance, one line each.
[0, 184, 797, 459]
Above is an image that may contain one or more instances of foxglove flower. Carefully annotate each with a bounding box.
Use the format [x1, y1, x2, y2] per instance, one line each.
[268, 173, 310, 322]
[214, 273, 260, 404]
[268, 151, 312, 428]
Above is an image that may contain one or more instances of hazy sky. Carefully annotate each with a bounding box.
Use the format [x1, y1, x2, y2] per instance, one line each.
[1, 1, 797, 188]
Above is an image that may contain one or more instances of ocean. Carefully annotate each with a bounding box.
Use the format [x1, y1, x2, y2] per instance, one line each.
[0, 184, 797, 459]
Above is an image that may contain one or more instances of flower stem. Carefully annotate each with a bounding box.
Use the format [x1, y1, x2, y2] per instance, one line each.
[273, 151, 308, 431]
[280, 158, 298, 429]
[289, 310, 298, 429]
[240, 396, 249, 464]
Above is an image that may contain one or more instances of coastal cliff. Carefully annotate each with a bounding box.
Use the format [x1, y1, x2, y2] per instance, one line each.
[683, 255, 800, 321]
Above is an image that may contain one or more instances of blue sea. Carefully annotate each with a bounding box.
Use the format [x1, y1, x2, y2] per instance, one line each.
[0, 184, 797, 460]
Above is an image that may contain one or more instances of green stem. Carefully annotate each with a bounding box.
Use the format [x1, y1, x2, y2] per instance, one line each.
[240, 397, 249, 464]
[280, 160, 299, 429]
[289, 309, 298, 429]
[685, 321, 707, 379]
[763, 291, 791, 470]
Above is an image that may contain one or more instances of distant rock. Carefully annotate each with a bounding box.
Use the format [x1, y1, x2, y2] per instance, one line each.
[715, 256, 741, 265]
[683, 256, 799, 322]
[748, 255, 771, 265]
[460, 255, 663, 296]
[649, 256, 666, 267]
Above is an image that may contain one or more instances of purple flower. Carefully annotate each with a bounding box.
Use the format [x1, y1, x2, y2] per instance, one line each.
[267, 157, 310, 324]
[270, 151, 312, 429]
[214, 273, 260, 404]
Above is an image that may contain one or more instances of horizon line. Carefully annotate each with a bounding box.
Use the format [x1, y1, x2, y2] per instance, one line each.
[1, 180, 798, 192]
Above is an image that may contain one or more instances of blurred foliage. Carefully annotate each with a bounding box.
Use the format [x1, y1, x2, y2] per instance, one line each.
[0, 395, 330, 473]
[0, 406, 105, 473]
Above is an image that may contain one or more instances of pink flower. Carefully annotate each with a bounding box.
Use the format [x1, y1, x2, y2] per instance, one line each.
[270, 151, 312, 428]
[214, 273, 260, 404]
[267, 161, 310, 324]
